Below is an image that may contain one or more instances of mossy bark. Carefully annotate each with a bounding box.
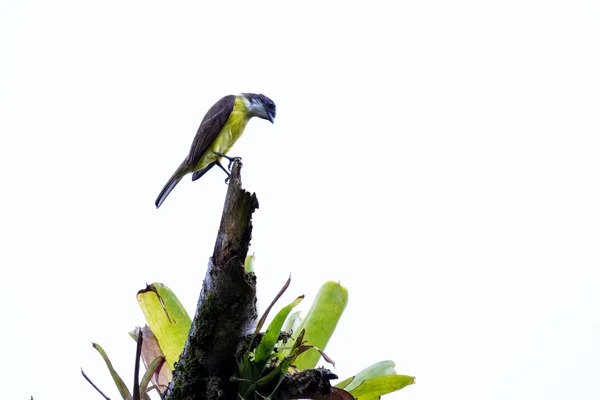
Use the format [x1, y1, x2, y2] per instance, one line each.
[164, 160, 258, 400]
[162, 161, 338, 400]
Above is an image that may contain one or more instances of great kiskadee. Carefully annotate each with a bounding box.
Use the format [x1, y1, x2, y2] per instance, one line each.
[155, 93, 276, 208]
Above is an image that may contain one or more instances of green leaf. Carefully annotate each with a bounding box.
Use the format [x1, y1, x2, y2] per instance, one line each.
[288, 281, 348, 370]
[336, 360, 397, 391]
[238, 278, 301, 397]
[137, 283, 191, 369]
[244, 362, 281, 398]
[265, 373, 287, 400]
[92, 343, 132, 400]
[243, 329, 308, 399]
[139, 356, 166, 397]
[244, 254, 255, 273]
[254, 295, 304, 370]
[348, 375, 415, 400]
[335, 376, 354, 390]
[237, 353, 252, 381]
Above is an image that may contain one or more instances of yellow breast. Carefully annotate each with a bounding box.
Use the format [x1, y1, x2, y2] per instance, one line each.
[196, 97, 250, 171]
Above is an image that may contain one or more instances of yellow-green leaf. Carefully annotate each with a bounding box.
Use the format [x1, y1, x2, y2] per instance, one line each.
[245, 254, 256, 273]
[255, 296, 304, 369]
[349, 375, 415, 399]
[139, 356, 166, 397]
[336, 360, 397, 391]
[290, 281, 348, 370]
[137, 283, 191, 369]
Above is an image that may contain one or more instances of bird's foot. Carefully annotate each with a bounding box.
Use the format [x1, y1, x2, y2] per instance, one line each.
[229, 157, 242, 170]
[213, 152, 242, 170]
[215, 160, 231, 184]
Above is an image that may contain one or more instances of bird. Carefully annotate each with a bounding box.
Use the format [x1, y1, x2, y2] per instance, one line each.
[155, 93, 276, 208]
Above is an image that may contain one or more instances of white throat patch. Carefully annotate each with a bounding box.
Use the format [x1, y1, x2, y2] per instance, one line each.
[241, 95, 267, 118]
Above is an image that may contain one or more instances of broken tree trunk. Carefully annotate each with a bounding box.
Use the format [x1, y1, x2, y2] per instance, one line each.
[162, 160, 338, 400]
[164, 160, 258, 400]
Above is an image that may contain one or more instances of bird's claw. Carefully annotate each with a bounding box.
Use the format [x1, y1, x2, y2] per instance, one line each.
[227, 157, 242, 170]
[213, 151, 242, 170]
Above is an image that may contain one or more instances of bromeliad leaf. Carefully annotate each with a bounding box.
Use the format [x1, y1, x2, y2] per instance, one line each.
[131, 326, 171, 394]
[287, 281, 348, 370]
[81, 369, 112, 400]
[316, 348, 335, 367]
[242, 329, 307, 399]
[347, 374, 415, 400]
[238, 277, 301, 397]
[335, 376, 354, 391]
[92, 343, 132, 400]
[137, 283, 191, 369]
[139, 356, 166, 397]
[336, 360, 397, 391]
[254, 295, 304, 372]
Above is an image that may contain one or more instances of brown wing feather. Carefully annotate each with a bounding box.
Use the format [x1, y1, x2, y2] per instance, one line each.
[186, 95, 236, 169]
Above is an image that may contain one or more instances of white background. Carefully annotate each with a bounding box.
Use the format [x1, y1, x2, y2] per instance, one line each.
[1, 1, 599, 399]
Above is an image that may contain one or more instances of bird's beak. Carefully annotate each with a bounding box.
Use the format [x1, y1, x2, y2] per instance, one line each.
[267, 112, 275, 124]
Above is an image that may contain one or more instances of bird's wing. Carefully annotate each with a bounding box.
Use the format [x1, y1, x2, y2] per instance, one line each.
[187, 94, 236, 169]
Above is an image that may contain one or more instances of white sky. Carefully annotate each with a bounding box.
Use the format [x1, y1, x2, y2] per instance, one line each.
[1, 1, 599, 399]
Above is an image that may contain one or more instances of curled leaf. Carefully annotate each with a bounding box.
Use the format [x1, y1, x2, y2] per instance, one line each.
[137, 283, 191, 369]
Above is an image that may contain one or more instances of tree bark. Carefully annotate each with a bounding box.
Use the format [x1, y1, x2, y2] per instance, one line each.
[162, 160, 338, 400]
[164, 160, 259, 400]
[278, 368, 341, 400]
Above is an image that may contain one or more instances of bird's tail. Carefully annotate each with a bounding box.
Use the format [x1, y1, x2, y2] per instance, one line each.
[155, 160, 189, 208]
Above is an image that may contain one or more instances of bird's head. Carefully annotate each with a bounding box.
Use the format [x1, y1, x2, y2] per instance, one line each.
[242, 93, 276, 123]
